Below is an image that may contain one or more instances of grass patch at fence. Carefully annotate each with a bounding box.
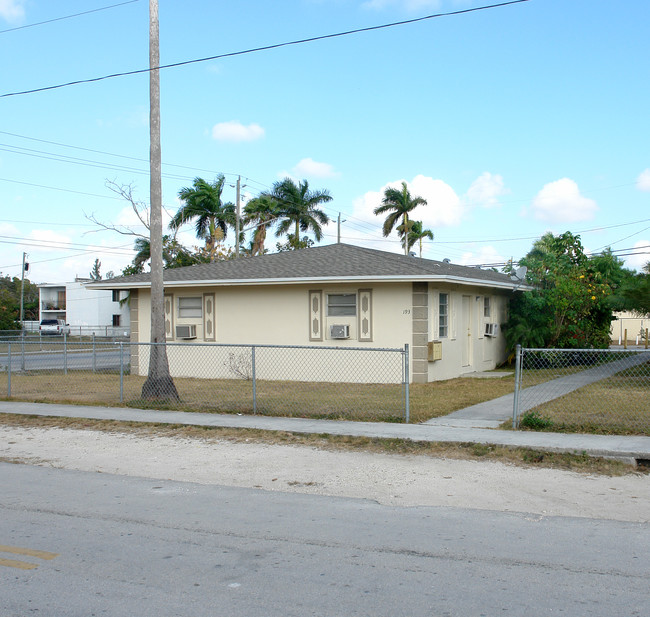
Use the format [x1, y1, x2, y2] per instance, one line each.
[517, 370, 650, 435]
[0, 370, 517, 423]
[2, 371, 406, 421]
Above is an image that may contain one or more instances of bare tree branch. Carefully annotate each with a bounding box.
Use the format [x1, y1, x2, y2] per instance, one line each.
[84, 180, 151, 238]
[85, 179, 178, 241]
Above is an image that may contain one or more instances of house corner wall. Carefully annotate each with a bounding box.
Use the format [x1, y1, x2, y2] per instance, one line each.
[412, 282, 429, 383]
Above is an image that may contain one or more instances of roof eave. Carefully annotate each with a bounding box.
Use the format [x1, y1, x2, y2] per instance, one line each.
[88, 274, 529, 291]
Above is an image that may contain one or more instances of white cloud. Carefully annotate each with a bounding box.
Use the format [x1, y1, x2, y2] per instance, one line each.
[457, 244, 507, 268]
[211, 121, 265, 143]
[530, 178, 597, 223]
[623, 240, 650, 272]
[636, 168, 650, 192]
[29, 229, 73, 253]
[292, 158, 340, 179]
[0, 0, 25, 23]
[465, 172, 507, 208]
[363, 0, 442, 11]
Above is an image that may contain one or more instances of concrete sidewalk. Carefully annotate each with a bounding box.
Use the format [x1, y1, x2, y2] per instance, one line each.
[1, 401, 649, 464]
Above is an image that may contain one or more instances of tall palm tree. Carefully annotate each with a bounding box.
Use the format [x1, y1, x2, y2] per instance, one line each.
[401, 220, 434, 258]
[243, 194, 280, 256]
[171, 175, 237, 261]
[373, 181, 427, 255]
[271, 178, 332, 248]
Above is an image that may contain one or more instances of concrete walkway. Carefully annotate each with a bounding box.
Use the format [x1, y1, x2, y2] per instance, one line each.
[424, 350, 650, 430]
[1, 400, 649, 464]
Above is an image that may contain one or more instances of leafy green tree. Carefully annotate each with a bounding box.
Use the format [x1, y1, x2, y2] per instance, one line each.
[374, 182, 427, 255]
[275, 235, 315, 252]
[0, 289, 20, 330]
[503, 232, 620, 350]
[171, 175, 237, 261]
[128, 235, 198, 273]
[271, 178, 331, 248]
[89, 258, 102, 280]
[620, 261, 650, 315]
[0, 274, 38, 322]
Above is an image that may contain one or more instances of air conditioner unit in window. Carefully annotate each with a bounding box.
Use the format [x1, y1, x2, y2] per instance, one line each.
[176, 324, 197, 339]
[484, 323, 498, 337]
[330, 324, 350, 339]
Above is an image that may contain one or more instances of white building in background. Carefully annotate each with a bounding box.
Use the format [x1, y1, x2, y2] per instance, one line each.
[38, 279, 130, 335]
[610, 311, 650, 345]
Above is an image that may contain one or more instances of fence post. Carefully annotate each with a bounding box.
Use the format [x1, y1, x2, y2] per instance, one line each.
[512, 344, 522, 429]
[404, 343, 410, 423]
[119, 342, 124, 403]
[64, 332, 68, 375]
[92, 333, 96, 373]
[7, 342, 11, 397]
[251, 345, 257, 414]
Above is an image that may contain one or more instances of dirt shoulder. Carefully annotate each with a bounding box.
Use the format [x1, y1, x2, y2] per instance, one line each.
[2, 421, 648, 523]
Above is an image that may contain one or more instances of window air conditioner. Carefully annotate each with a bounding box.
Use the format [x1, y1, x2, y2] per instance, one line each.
[176, 324, 197, 339]
[484, 323, 498, 337]
[330, 324, 350, 339]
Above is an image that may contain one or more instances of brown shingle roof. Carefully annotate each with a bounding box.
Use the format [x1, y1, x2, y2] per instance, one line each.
[90, 243, 520, 289]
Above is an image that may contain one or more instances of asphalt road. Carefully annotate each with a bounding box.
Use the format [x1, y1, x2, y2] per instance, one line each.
[2, 463, 648, 617]
[0, 348, 123, 372]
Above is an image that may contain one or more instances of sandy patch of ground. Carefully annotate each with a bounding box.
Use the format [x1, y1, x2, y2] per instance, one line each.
[1, 425, 648, 522]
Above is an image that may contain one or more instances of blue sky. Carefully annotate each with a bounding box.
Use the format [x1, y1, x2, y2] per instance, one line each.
[1, 0, 648, 284]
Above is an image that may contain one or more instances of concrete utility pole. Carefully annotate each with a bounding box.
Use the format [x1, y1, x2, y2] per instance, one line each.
[142, 0, 178, 400]
[235, 176, 241, 258]
[19, 252, 27, 326]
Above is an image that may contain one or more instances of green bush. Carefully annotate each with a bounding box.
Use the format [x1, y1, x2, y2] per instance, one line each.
[519, 410, 554, 430]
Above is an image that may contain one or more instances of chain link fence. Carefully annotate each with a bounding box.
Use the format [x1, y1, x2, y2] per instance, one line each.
[0, 329, 129, 342]
[0, 340, 410, 422]
[513, 346, 650, 434]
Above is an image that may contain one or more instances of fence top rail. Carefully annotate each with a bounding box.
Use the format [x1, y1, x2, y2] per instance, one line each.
[4, 339, 407, 353]
[522, 347, 650, 354]
[144, 341, 407, 353]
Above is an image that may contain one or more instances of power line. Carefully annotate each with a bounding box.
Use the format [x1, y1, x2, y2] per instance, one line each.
[0, 1, 140, 35]
[1, 1, 530, 98]
[0, 234, 134, 254]
[0, 130, 250, 179]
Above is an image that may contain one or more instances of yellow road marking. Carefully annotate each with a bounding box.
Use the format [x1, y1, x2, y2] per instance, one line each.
[0, 545, 58, 560]
[0, 557, 38, 570]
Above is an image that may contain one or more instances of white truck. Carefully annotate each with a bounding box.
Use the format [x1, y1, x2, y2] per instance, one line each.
[39, 319, 71, 335]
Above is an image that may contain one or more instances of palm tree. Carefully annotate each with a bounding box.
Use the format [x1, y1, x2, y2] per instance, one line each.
[171, 175, 237, 261]
[271, 178, 332, 248]
[401, 220, 434, 258]
[373, 181, 427, 255]
[243, 194, 280, 256]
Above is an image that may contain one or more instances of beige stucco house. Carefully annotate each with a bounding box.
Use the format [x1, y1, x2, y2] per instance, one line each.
[90, 243, 524, 383]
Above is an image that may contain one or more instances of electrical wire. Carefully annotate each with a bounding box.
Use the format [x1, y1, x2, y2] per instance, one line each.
[0, 0, 140, 35]
[0, 130, 249, 179]
[1, 1, 530, 98]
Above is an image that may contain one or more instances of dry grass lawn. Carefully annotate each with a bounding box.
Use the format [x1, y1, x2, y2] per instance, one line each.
[1, 370, 516, 424]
